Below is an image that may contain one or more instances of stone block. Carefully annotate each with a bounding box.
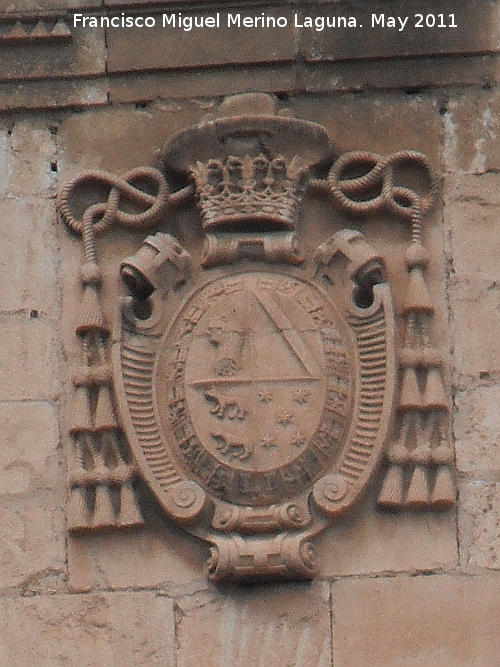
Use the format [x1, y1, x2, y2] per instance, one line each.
[444, 174, 500, 285]
[58, 104, 205, 173]
[333, 573, 500, 667]
[0, 402, 60, 496]
[444, 174, 500, 379]
[0, 198, 59, 314]
[0, 0, 98, 9]
[443, 90, 500, 174]
[0, 313, 59, 402]
[67, 512, 206, 593]
[449, 285, 500, 380]
[454, 385, 500, 473]
[0, 494, 65, 591]
[176, 582, 331, 667]
[296, 54, 500, 94]
[289, 93, 441, 164]
[0, 78, 109, 113]
[317, 500, 457, 577]
[0, 27, 106, 82]
[300, 0, 500, 63]
[0, 121, 56, 197]
[106, 9, 297, 73]
[0, 592, 175, 666]
[108, 64, 296, 104]
[459, 480, 500, 571]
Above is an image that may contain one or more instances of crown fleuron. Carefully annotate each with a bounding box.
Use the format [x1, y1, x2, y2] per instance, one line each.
[189, 154, 306, 232]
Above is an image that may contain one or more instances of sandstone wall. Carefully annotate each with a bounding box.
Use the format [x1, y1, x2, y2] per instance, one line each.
[1, 1, 500, 664]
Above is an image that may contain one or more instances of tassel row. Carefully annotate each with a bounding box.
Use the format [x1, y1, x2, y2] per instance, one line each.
[379, 461, 455, 509]
[69, 384, 118, 434]
[399, 365, 448, 411]
[68, 479, 144, 533]
[67, 252, 143, 533]
[378, 235, 455, 510]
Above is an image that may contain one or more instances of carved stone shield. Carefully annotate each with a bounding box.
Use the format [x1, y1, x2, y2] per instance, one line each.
[113, 253, 396, 581]
[61, 93, 454, 583]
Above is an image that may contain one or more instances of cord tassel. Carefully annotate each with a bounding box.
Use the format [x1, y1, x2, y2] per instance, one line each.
[118, 480, 144, 528]
[67, 486, 90, 532]
[69, 385, 92, 434]
[402, 265, 434, 314]
[405, 465, 429, 508]
[378, 463, 405, 508]
[76, 285, 109, 335]
[423, 367, 448, 411]
[431, 465, 455, 509]
[94, 384, 118, 431]
[399, 367, 421, 410]
[92, 485, 116, 530]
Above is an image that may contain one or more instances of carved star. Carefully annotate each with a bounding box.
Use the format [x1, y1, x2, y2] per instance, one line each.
[260, 434, 276, 450]
[291, 432, 306, 448]
[277, 412, 295, 427]
[258, 391, 273, 404]
[293, 389, 310, 404]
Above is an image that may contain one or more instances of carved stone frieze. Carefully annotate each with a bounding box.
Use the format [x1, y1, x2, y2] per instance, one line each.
[58, 92, 455, 583]
[0, 15, 71, 44]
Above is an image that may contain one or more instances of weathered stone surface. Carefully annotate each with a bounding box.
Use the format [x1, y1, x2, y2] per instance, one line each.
[444, 174, 500, 380]
[176, 583, 331, 667]
[0, 592, 175, 666]
[0, 0, 499, 660]
[444, 174, 500, 284]
[459, 480, 500, 571]
[0, 27, 106, 82]
[443, 91, 500, 174]
[0, 198, 59, 314]
[300, 0, 500, 62]
[58, 104, 206, 173]
[68, 517, 206, 593]
[297, 54, 500, 94]
[0, 0, 497, 112]
[0, 78, 108, 113]
[289, 93, 441, 163]
[0, 402, 60, 496]
[318, 503, 457, 577]
[106, 10, 297, 73]
[455, 386, 500, 473]
[333, 573, 500, 667]
[0, 313, 59, 402]
[0, 121, 57, 197]
[450, 284, 500, 381]
[108, 64, 296, 104]
[0, 494, 65, 591]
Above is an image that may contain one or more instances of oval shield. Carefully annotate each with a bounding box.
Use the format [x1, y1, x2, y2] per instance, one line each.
[154, 271, 356, 507]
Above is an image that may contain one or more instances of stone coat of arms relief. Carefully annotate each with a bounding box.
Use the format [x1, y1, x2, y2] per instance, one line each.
[58, 93, 455, 583]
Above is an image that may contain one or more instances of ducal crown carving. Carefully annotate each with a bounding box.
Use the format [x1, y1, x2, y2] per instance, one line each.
[189, 154, 305, 231]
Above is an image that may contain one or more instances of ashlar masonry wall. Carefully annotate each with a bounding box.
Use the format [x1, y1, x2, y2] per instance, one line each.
[1, 1, 500, 664]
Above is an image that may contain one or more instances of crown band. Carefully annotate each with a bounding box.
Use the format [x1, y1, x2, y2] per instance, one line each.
[189, 154, 306, 231]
